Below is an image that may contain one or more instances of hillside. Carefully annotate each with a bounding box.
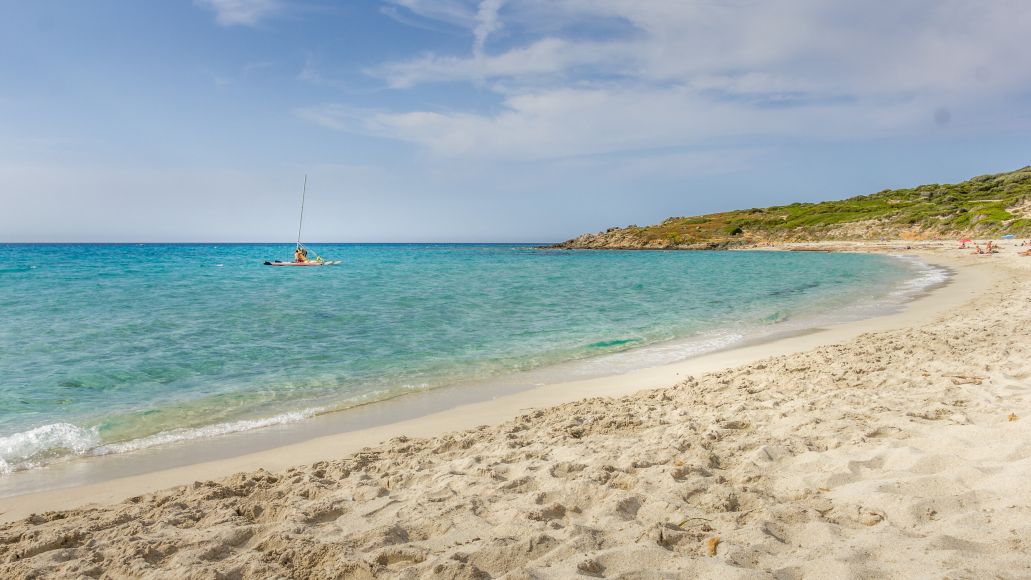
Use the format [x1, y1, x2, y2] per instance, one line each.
[553, 166, 1031, 249]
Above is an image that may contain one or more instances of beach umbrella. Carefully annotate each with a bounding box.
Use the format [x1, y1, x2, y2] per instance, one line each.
[960, 237, 971, 243]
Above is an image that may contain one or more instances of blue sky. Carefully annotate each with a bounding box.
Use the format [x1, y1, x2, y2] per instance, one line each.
[2, 0, 1031, 242]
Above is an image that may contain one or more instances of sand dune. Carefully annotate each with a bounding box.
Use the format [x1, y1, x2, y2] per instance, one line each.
[1, 246, 1029, 578]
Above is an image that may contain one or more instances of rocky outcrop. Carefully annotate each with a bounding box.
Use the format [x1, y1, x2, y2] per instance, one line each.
[548, 228, 746, 250]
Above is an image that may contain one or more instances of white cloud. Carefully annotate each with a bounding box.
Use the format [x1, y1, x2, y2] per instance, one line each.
[297, 53, 343, 87]
[382, 0, 479, 30]
[299, 84, 967, 160]
[318, 0, 1031, 159]
[196, 0, 281, 27]
[207, 60, 275, 88]
[377, 0, 1031, 95]
[472, 0, 504, 56]
[369, 38, 610, 89]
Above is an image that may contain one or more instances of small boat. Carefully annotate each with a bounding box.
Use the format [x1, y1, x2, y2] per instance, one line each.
[265, 175, 340, 267]
[264, 259, 342, 266]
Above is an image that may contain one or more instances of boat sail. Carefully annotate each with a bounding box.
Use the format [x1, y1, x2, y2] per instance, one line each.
[264, 175, 341, 266]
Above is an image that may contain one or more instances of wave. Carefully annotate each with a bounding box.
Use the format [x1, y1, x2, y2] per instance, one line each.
[570, 330, 745, 376]
[0, 265, 34, 274]
[0, 423, 100, 475]
[588, 338, 642, 349]
[0, 409, 320, 475]
[887, 255, 950, 298]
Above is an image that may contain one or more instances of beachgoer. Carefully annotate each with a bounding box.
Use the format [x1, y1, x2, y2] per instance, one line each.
[971, 243, 984, 255]
[294, 247, 308, 263]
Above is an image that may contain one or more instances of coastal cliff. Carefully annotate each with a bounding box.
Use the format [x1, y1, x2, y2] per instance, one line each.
[552, 166, 1031, 249]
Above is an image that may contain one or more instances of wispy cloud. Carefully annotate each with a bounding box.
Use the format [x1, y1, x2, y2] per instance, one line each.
[207, 60, 275, 88]
[368, 38, 618, 89]
[382, 0, 507, 57]
[298, 86, 937, 161]
[382, 0, 479, 30]
[297, 53, 339, 86]
[195, 0, 281, 27]
[472, 0, 504, 56]
[310, 1, 1031, 160]
[376, 0, 1031, 94]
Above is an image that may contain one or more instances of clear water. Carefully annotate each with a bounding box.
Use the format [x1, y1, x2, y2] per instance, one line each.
[0, 244, 942, 473]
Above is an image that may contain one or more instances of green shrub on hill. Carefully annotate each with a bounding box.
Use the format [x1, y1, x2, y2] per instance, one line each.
[603, 166, 1031, 245]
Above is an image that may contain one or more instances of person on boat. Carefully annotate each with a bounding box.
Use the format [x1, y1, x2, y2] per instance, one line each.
[294, 246, 309, 263]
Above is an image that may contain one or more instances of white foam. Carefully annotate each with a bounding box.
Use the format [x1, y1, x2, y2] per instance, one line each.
[0, 409, 321, 475]
[93, 408, 321, 456]
[886, 254, 950, 298]
[0, 423, 100, 475]
[555, 330, 746, 379]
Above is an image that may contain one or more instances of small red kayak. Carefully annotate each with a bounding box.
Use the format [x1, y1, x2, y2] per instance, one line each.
[264, 260, 341, 267]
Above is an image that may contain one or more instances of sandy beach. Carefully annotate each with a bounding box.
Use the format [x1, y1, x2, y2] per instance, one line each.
[1, 242, 1029, 578]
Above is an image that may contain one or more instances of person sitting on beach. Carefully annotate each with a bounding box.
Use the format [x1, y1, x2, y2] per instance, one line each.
[971, 243, 984, 255]
[294, 246, 308, 263]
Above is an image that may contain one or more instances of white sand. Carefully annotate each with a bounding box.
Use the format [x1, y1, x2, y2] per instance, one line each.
[1, 243, 1029, 578]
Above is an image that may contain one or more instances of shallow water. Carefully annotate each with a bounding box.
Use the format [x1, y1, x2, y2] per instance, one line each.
[0, 244, 942, 473]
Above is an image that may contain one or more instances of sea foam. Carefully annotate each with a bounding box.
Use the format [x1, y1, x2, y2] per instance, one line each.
[0, 423, 100, 475]
[94, 408, 320, 457]
[0, 410, 320, 474]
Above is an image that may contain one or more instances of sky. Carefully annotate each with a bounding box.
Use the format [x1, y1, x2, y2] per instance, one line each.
[2, 0, 1031, 243]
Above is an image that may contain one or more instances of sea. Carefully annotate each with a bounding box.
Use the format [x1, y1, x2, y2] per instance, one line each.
[0, 243, 946, 475]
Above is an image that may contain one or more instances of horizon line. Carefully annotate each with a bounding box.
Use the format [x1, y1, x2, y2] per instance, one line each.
[0, 241, 558, 245]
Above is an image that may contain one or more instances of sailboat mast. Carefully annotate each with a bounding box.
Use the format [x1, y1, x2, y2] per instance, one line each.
[296, 174, 308, 247]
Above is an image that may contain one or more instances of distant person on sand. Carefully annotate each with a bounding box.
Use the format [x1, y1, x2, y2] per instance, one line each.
[971, 243, 984, 255]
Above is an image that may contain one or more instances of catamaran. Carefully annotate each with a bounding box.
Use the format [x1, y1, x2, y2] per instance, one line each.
[264, 175, 341, 266]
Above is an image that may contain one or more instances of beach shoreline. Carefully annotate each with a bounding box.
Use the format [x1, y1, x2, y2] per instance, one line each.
[0, 245, 997, 522]
[2, 240, 1029, 578]
[0, 245, 919, 480]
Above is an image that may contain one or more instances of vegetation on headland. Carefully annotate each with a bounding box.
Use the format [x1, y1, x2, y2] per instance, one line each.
[552, 166, 1031, 249]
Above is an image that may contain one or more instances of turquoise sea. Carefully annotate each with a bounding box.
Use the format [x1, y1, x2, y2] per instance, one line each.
[0, 244, 945, 474]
